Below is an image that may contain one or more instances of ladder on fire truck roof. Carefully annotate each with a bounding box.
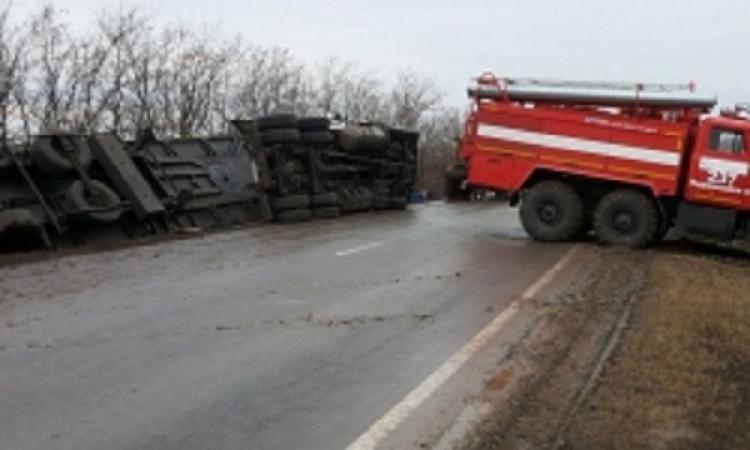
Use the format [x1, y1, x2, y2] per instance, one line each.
[500, 76, 696, 94]
[469, 72, 717, 110]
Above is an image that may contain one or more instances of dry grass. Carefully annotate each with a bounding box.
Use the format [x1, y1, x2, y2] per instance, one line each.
[563, 251, 750, 449]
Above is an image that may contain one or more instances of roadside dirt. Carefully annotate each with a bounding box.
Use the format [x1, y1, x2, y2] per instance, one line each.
[464, 243, 750, 450]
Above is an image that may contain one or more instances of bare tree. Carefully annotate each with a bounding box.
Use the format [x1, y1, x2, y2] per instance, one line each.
[0, 3, 32, 141]
[388, 70, 443, 129]
[0, 0, 460, 167]
[417, 106, 462, 191]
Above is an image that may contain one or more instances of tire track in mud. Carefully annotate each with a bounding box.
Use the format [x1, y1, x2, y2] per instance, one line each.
[465, 246, 651, 450]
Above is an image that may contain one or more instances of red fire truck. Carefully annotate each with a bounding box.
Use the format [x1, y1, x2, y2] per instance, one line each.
[459, 73, 750, 247]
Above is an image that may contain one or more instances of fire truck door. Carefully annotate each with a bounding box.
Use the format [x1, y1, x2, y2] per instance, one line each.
[686, 125, 750, 209]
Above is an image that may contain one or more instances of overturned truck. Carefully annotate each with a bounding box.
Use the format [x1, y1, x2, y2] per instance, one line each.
[0, 115, 418, 252]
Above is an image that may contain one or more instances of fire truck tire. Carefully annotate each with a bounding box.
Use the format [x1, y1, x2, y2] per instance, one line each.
[311, 192, 339, 206]
[256, 114, 298, 131]
[271, 194, 310, 211]
[312, 206, 341, 219]
[593, 189, 660, 248]
[520, 180, 584, 242]
[261, 129, 301, 145]
[301, 131, 334, 144]
[298, 117, 330, 132]
[275, 208, 312, 223]
[30, 136, 92, 175]
[65, 180, 122, 223]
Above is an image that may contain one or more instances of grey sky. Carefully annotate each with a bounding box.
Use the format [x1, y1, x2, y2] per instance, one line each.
[13, 0, 750, 108]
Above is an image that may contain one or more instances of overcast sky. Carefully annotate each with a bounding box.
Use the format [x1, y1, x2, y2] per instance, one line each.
[12, 0, 750, 108]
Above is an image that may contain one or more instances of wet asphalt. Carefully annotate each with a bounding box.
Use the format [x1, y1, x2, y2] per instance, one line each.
[0, 203, 569, 450]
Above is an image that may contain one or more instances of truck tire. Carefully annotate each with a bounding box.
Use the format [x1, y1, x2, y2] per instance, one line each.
[298, 117, 330, 132]
[30, 136, 92, 175]
[313, 206, 341, 219]
[520, 180, 584, 242]
[594, 189, 660, 248]
[388, 196, 408, 210]
[373, 196, 389, 210]
[65, 180, 122, 223]
[0, 208, 39, 233]
[301, 131, 334, 144]
[256, 114, 297, 131]
[271, 194, 310, 211]
[357, 187, 374, 210]
[311, 192, 339, 207]
[275, 208, 312, 223]
[338, 125, 390, 152]
[339, 188, 357, 212]
[261, 128, 301, 145]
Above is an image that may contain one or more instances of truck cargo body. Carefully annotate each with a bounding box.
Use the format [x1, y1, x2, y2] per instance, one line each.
[462, 102, 690, 198]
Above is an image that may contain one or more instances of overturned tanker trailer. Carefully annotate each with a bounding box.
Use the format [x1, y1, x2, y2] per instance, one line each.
[0, 115, 418, 253]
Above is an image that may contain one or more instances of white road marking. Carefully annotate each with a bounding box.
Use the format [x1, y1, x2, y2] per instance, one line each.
[344, 245, 581, 450]
[335, 242, 385, 257]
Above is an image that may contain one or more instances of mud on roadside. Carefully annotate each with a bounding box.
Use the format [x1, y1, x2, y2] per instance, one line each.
[464, 244, 750, 450]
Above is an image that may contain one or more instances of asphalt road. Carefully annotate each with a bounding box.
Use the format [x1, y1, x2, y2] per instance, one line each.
[0, 203, 569, 450]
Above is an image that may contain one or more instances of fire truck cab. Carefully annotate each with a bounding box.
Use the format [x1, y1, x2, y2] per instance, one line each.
[460, 73, 750, 247]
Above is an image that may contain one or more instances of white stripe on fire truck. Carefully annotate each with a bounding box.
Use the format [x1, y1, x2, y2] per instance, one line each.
[477, 123, 680, 167]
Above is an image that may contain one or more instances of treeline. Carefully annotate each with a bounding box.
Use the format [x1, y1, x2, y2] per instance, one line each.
[0, 4, 460, 192]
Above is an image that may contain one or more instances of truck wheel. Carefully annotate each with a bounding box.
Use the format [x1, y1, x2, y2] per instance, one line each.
[357, 187, 374, 210]
[387, 196, 407, 210]
[373, 196, 389, 210]
[312, 206, 341, 219]
[0, 208, 39, 233]
[261, 128, 301, 145]
[275, 208, 312, 223]
[65, 180, 122, 223]
[520, 180, 584, 242]
[30, 136, 92, 175]
[271, 194, 310, 211]
[311, 192, 339, 207]
[301, 131, 334, 144]
[298, 117, 330, 132]
[593, 189, 660, 248]
[256, 114, 297, 131]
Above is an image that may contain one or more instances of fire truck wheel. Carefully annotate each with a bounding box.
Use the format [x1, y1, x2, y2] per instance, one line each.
[65, 180, 122, 223]
[256, 114, 298, 131]
[520, 180, 584, 242]
[594, 189, 660, 248]
[275, 208, 312, 223]
[271, 194, 310, 211]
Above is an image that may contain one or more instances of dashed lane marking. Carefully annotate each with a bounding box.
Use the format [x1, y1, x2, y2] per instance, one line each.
[335, 242, 385, 257]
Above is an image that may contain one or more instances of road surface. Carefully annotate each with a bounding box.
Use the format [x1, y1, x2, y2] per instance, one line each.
[0, 203, 570, 450]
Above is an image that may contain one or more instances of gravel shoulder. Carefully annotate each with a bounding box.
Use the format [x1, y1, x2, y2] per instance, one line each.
[465, 243, 750, 450]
